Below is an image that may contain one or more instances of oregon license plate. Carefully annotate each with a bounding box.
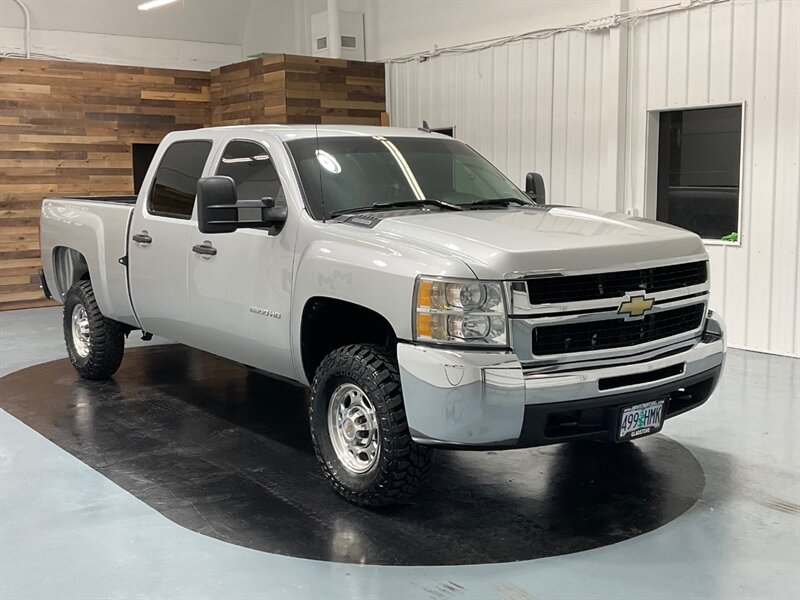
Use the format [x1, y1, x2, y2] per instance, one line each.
[617, 399, 665, 440]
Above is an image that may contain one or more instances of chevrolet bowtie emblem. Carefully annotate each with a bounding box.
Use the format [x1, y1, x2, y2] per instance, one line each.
[618, 292, 655, 319]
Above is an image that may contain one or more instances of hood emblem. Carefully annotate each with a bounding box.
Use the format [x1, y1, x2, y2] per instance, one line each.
[618, 292, 655, 319]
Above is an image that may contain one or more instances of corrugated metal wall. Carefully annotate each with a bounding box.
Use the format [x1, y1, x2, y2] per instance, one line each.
[386, 0, 800, 357]
[387, 31, 614, 211]
[626, 0, 799, 356]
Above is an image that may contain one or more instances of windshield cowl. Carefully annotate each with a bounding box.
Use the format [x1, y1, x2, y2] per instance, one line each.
[330, 198, 466, 217]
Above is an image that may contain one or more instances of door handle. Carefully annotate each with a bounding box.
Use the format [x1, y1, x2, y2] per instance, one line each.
[132, 232, 152, 244]
[192, 242, 217, 256]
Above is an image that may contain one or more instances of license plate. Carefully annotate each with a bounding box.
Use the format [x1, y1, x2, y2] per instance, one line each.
[617, 399, 665, 440]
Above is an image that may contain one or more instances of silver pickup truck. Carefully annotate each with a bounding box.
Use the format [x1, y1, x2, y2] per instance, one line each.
[40, 125, 726, 506]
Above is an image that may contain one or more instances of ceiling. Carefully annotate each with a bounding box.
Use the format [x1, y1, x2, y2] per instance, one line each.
[0, 0, 254, 45]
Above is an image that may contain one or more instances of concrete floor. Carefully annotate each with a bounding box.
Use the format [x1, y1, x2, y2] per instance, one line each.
[1, 307, 799, 599]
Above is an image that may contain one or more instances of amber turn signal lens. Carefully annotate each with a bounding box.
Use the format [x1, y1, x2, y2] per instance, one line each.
[417, 280, 433, 308]
[416, 313, 433, 338]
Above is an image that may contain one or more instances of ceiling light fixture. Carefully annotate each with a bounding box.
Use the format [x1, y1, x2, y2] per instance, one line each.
[137, 0, 178, 11]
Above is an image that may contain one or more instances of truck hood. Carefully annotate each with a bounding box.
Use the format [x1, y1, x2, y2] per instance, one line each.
[369, 206, 706, 278]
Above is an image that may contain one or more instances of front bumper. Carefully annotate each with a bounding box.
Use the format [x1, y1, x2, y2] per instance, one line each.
[397, 312, 726, 448]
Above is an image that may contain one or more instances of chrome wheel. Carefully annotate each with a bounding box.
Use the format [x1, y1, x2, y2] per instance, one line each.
[71, 303, 91, 358]
[327, 383, 380, 474]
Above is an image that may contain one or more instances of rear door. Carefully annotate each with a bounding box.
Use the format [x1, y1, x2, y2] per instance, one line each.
[128, 139, 213, 342]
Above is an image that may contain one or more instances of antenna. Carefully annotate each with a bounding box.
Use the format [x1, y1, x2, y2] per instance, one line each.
[418, 120, 431, 133]
[315, 124, 326, 221]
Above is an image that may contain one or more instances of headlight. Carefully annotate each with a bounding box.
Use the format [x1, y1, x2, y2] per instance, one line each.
[414, 277, 507, 346]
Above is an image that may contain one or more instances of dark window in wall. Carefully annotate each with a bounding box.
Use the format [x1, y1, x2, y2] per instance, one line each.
[656, 105, 742, 240]
[132, 143, 159, 195]
[431, 126, 455, 137]
[215, 140, 285, 206]
[148, 140, 212, 219]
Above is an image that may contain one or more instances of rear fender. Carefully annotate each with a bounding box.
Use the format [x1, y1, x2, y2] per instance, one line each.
[40, 199, 138, 327]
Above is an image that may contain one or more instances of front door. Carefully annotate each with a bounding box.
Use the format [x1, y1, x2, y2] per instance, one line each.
[128, 139, 212, 343]
[186, 139, 297, 379]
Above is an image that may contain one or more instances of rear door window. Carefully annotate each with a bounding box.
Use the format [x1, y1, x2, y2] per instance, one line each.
[149, 140, 212, 219]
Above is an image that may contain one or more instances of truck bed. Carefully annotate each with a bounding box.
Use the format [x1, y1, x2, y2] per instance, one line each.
[40, 196, 138, 327]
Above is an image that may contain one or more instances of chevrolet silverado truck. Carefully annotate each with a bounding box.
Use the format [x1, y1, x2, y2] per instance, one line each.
[39, 125, 726, 506]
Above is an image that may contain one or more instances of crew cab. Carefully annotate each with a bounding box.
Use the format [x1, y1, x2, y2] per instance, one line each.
[39, 125, 726, 506]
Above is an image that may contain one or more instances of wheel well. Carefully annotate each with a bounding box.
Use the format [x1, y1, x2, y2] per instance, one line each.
[53, 247, 90, 299]
[301, 297, 397, 382]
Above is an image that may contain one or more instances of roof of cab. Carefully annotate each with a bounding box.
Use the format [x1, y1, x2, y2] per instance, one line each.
[167, 124, 448, 143]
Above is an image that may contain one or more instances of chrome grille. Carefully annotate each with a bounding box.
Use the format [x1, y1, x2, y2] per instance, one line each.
[527, 261, 707, 305]
[507, 258, 711, 365]
[531, 303, 706, 356]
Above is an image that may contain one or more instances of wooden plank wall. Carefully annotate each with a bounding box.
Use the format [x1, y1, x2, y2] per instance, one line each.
[0, 54, 385, 310]
[0, 58, 210, 310]
[210, 55, 287, 126]
[210, 54, 386, 127]
[284, 55, 386, 125]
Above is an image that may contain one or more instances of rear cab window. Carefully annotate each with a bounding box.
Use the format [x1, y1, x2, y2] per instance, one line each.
[148, 140, 213, 219]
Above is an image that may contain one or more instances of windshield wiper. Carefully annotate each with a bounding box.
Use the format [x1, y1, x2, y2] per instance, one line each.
[331, 199, 464, 217]
[466, 197, 532, 209]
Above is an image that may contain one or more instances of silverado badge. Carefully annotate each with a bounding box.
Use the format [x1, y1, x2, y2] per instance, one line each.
[618, 292, 655, 319]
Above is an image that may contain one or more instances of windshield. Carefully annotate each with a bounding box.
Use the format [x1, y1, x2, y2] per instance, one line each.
[286, 136, 531, 219]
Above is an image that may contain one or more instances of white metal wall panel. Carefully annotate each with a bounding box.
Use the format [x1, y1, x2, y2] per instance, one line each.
[773, 2, 800, 357]
[386, 0, 799, 356]
[386, 31, 608, 210]
[625, 0, 800, 357]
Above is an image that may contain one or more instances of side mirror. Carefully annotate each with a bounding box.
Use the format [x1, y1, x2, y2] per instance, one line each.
[198, 176, 237, 234]
[525, 172, 546, 205]
[197, 176, 288, 234]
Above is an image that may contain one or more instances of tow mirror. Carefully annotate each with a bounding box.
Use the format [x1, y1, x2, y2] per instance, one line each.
[198, 176, 237, 234]
[525, 172, 546, 205]
[197, 176, 288, 234]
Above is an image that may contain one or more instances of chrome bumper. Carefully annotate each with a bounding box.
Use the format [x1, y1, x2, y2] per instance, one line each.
[397, 312, 726, 447]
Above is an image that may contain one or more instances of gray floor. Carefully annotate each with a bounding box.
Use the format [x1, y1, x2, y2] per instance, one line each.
[1, 307, 798, 600]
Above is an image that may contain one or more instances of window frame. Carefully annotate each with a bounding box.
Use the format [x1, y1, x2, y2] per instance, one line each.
[644, 101, 745, 247]
[283, 139, 318, 220]
[147, 139, 213, 220]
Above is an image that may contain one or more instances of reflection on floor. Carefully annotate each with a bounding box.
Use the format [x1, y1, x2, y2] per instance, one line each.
[1, 307, 798, 599]
[0, 346, 705, 565]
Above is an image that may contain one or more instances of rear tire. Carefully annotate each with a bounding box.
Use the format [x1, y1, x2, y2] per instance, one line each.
[310, 344, 432, 507]
[63, 280, 125, 380]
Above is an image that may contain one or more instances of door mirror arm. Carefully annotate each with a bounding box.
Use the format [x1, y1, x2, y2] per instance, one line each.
[197, 177, 287, 234]
[235, 198, 288, 233]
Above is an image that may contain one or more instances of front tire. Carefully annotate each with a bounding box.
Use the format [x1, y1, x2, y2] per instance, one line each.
[63, 280, 125, 380]
[310, 344, 432, 506]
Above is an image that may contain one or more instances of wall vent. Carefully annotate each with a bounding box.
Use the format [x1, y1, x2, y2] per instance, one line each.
[311, 10, 365, 60]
